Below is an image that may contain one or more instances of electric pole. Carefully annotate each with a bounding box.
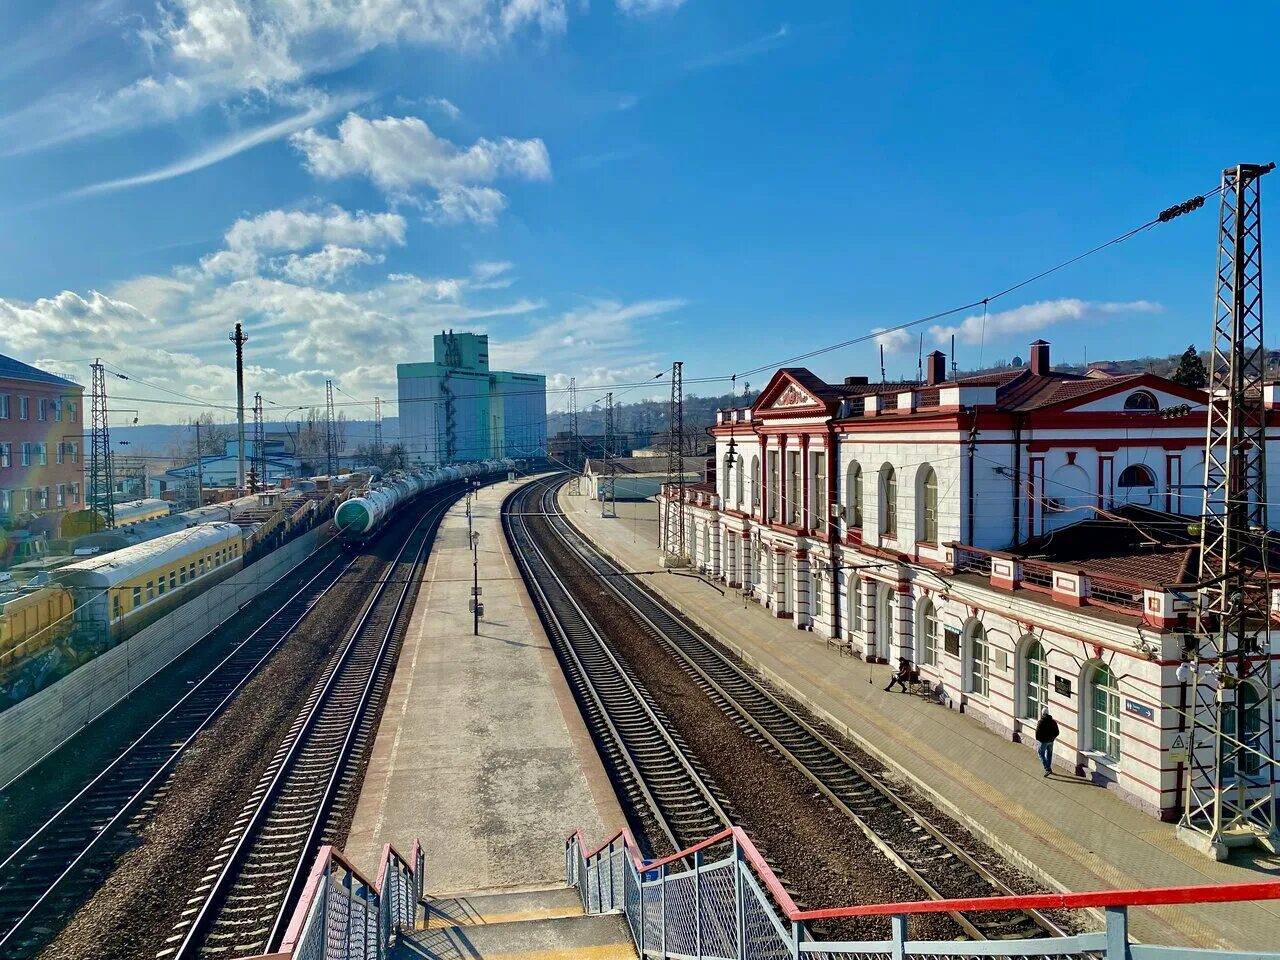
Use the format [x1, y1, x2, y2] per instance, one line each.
[661, 361, 686, 563]
[374, 396, 383, 453]
[252, 392, 265, 492]
[230, 323, 248, 492]
[602, 391, 616, 517]
[568, 376, 579, 472]
[325, 379, 338, 476]
[88, 358, 115, 530]
[1179, 161, 1279, 859]
[194, 418, 205, 508]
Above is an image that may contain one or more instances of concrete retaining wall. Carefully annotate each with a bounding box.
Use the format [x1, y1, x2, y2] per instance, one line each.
[0, 526, 333, 789]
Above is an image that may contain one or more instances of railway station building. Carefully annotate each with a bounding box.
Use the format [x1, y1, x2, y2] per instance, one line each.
[660, 340, 1280, 820]
[397, 331, 547, 466]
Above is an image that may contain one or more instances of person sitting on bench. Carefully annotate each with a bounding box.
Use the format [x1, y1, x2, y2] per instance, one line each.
[884, 656, 914, 692]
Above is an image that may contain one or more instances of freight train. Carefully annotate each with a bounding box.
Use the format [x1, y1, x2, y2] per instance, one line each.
[333, 460, 516, 546]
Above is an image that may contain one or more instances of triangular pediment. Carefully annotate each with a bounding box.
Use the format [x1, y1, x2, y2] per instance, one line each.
[752, 368, 830, 415]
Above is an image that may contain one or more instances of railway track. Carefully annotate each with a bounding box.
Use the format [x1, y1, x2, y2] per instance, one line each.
[170, 492, 454, 959]
[0, 549, 355, 959]
[507, 474, 1066, 943]
[503, 477, 730, 860]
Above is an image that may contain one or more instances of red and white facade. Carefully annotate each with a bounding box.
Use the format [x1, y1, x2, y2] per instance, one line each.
[660, 341, 1280, 819]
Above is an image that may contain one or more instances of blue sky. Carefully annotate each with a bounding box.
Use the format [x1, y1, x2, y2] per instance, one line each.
[0, 1, 1277, 422]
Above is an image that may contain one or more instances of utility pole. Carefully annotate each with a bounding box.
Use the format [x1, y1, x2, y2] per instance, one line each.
[88, 358, 115, 530]
[1179, 161, 1279, 860]
[602, 391, 616, 517]
[661, 361, 687, 563]
[373, 396, 383, 453]
[252, 392, 265, 492]
[230, 323, 248, 492]
[194, 418, 205, 508]
[325, 379, 338, 476]
[568, 376, 579, 471]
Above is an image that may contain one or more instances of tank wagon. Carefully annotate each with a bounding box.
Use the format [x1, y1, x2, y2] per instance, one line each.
[333, 460, 516, 547]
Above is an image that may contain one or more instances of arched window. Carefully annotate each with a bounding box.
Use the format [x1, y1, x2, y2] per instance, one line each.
[967, 622, 989, 696]
[1123, 391, 1158, 412]
[846, 462, 863, 529]
[750, 456, 761, 509]
[1088, 663, 1121, 759]
[811, 566, 824, 619]
[917, 464, 938, 544]
[1118, 464, 1156, 488]
[916, 597, 939, 667]
[879, 463, 897, 537]
[735, 454, 745, 507]
[874, 583, 894, 659]
[1022, 639, 1049, 718]
[1223, 683, 1264, 778]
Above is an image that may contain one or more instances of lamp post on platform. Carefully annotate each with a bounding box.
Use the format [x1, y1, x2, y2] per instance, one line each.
[471, 530, 481, 635]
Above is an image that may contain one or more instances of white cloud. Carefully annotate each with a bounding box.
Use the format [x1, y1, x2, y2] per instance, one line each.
[426, 185, 509, 225]
[58, 92, 366, 199]
[685, 23, 788, 71]
[423, 96, 462, 120]
[2, 0, 571, 156]
[292, 113, 551, 195]
[872, 327, 914, 354]
[616, 0, 686, 15]
[930, 299, 1164, 346]
[272, 245, 382, 285]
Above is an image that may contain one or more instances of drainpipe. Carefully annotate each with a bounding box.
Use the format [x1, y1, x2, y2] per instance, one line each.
[829, 422, 841, 641]
[965, 408, 977, 545]
[1011, 415, 1023, 547]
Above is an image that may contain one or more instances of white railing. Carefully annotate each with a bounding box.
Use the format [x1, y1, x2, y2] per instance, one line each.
[243, 839, 424, 960]
[567, 824, 1280, 960]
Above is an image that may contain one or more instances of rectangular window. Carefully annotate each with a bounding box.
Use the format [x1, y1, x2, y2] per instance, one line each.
[159, 575, 167, 595]
[38, 398, 47, 421]
[21, 443, 31, 467]
[70, 483, 80, 504]
[38, 486, 49, 509]
[56, 484, 65, 507]
[785, 451, 800, 525]
[767, 450, 780, 521]
[56, 443, 64, 465]
[809, 451, 826, 534]
[922, 605, 939, 666]
[37, 443, 47, 466]
[179, 567, 187, 585]
[70, 441, 79, 464]
[146, 580, 155, 601]
[19, 396, 29, 420]
[132, 586, 142, 608]
[53, 400, 62, 422]
[198, 558, 205, 575]
[113, 595, 122, 619]
[0, 443, 9, 468]
[0, 395, 8, 418]
[850, 578, 862, 634]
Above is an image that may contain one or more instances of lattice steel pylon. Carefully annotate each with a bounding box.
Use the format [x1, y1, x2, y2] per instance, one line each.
[325, 379, 338, 476]
[661, 361, 687, 562]
[602, 391, 616, 517]
[251, 392, 265, 492]
[373, 396, 383, 452]
[88, 358, 115, 530]
[1178, 162, 1279, 860]
[568, 376, 579, 470]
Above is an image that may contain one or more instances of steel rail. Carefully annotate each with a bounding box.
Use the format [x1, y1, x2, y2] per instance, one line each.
[503, 476, 730, 860]
[0, 550, 355, 958]
[172, 486, 458, 960]
[536, 474, 1067, 942]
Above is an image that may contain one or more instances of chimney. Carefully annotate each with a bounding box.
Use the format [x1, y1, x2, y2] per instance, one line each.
[843, 375, 869, 386]
[1029, 339, 1050, 376]
[926, 350, 947, 385]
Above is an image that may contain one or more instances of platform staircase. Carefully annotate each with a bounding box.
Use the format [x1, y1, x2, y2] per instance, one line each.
[393, 884, 635, 959]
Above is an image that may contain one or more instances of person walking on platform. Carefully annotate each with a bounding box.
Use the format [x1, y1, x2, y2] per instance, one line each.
[1035, 709, 1060, 776]
[884, 657, 913, 693]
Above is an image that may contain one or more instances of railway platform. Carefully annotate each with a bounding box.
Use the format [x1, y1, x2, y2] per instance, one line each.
[558, 488, 1280, 953]
[345, 476, 625, 896]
